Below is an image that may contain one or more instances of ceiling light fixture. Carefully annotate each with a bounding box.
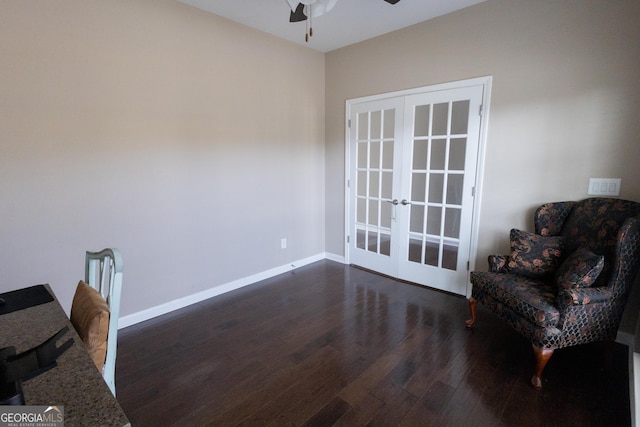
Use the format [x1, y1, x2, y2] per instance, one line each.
[285, 0, 338, 42]
[285, 0, 402, 43]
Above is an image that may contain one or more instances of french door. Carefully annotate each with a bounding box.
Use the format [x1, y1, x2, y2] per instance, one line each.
[347, 80, 488, 295]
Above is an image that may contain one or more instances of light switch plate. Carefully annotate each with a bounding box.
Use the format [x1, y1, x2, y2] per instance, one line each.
[588, 178, 621, 196]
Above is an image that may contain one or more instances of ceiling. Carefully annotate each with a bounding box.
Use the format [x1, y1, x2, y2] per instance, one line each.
[177, 0, 487, 53]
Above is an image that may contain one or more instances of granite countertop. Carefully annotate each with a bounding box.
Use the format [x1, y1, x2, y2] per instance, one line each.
[0, 284, 130, 427]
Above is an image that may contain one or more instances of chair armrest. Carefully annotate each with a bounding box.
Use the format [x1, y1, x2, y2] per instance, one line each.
[488, 255, 510, 273]
[534, 201, 576, 236]
[557, 287, 613, 308]
[610, 216, 640, 296]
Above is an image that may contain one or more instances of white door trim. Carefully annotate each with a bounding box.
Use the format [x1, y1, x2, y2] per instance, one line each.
[344, 76, 492, 296]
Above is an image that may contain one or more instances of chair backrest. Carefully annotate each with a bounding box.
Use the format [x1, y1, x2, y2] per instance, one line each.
[561, 198, 640, 258]
[560, 198, 640, 290]
[84, 248, 122, 396]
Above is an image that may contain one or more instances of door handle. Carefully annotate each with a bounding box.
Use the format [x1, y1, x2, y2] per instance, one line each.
[401, 199, 411, 206]
[386, 199, 399, 205]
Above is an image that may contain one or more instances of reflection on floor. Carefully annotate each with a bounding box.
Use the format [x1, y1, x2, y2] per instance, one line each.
[117, 260, 630, 426]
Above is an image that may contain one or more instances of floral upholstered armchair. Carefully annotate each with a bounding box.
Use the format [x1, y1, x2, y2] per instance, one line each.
[466, 198, 640, 389]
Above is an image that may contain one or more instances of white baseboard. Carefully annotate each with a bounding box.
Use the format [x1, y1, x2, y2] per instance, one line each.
[118, 252, 338, 329]
[325, 252, 346, 264]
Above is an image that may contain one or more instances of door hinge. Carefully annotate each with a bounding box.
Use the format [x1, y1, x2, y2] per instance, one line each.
[471, 186, 476, 197]
[348, 119, 352, 128]
[347, 235, 350, 243]
[467, 261, 470, 271]
[347, 179, 351, 188]
[479, 104, 484, 117]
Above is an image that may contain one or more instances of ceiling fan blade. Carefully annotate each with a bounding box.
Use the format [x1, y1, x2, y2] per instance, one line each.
[384, 0, 401, 4]
[289, 3, 307, 22]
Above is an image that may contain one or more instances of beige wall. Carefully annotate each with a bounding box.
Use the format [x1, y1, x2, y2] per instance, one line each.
[0, 0, 325, 315]
[325, 0, 640, 265]
[2, 0, 639, 320]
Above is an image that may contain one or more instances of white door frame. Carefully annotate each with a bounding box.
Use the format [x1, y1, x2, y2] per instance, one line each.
[344, 76, 492, 297]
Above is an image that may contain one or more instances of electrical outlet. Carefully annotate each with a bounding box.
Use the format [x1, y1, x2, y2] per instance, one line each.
[281, 238, 287, 249]
[588, 178, 621, 196]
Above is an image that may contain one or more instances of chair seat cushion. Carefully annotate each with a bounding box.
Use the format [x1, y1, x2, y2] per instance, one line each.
[70, 280, 110, 371]
[471, 271, 560, 328]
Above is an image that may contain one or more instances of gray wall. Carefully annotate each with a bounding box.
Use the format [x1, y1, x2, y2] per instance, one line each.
[0, 0, 326, 315]
[2, 0, 639, 321]
[325, 0, 640, 264]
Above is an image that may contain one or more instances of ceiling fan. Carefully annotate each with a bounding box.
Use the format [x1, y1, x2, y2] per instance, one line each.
[285, 0, 402, 41]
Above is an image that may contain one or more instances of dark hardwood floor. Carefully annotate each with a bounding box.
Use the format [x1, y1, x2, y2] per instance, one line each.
[116, 260, 630, 426]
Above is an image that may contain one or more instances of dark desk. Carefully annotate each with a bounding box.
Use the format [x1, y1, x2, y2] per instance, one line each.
[0, 284, 130, 426]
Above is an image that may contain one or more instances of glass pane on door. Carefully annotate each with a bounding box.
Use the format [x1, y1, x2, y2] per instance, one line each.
[348, 81, 486, 296]
[407, 100, 471, 271]
[354, 108, 396, 258]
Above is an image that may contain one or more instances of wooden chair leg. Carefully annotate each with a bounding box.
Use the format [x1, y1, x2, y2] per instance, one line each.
[465, 298, 477, 328]
[531, 344, 554, 390]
